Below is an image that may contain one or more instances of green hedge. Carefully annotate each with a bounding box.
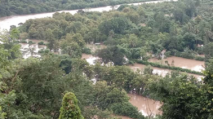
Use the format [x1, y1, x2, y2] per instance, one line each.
[136, 60, 203, 75]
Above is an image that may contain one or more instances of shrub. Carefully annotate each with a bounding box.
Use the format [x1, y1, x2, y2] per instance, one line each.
[110, 102, 145, 119]
[38, 41, 45, 45]
[82, 48, 91, 54]
[38, 49, 50, 54]
[59, 92, 84, 119]
[128, 60, 135, 65]
[194, 56, 205, 61]
[28, 41, 34, 44]
[20, 40, 27, 43]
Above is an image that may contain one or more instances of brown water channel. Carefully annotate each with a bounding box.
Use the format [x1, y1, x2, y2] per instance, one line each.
[128, 94, 162, 117]
[149, 56, 205, 72]
[129, 63, 204, 80]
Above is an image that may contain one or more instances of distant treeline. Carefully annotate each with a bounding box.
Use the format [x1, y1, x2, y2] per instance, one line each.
[0, 0, 155, 17]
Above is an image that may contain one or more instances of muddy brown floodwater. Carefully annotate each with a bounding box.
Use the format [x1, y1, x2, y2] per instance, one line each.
[149, 56, 205, 72]
[129, 63, 204, 81]
[129, 63, 171, 77]
[128, 94, 162, 117]
[81, 54, 163, 118]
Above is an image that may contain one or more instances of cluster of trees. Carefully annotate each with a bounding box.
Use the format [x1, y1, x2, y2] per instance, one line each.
[0, 32, 146, 119]
[0, 0, 154, 17]
[3, 29, 213, 119]
[17, 0, 213, 66]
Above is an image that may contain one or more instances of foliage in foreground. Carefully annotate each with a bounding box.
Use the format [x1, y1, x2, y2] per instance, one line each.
[59, 92, 84, 119]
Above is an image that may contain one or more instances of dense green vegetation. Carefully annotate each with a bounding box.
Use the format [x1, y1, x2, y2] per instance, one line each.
[2, 29, 213, 119]
[0, 31, 148, 118]
[17, 0, 213, 66]
[2, 0, 213, 119]
[0, 0, 154, 17]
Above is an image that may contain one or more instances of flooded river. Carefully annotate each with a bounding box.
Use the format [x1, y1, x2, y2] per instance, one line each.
[0, 0, 180, 118]
[81, 54, 205, 118]
[82, 54, 204, 118]
[128, 94, 162, 117]
[149, 57, 205, 72]
[20, 39, 47, 59]
[129, 63, 204, 81]
[0, 0, 178, 30]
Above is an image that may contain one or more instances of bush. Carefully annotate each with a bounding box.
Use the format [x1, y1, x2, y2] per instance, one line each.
[20, 40, 27, 43]
[128, 60, 135, 65]
[14, 41, 20, 43]
[38, 49, 50, 54]
[38, 41, 45, 45]
[110, 102, 145, 119]
[82, 48, 91, 54]
[194, 56, 205, 61]
[28, 41, 34, 44]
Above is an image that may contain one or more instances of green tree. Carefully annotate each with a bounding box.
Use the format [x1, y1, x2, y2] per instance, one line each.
[60, 41, 82, 58]
[204, 42, 213, 65]
[97, 46, 125, 65]
[149, 74, 203, 119]
[46, 29, 56, 51]
[59, 92, 84, 119]
[28, 27, 38, 38]
[99, 17, 129, 35]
